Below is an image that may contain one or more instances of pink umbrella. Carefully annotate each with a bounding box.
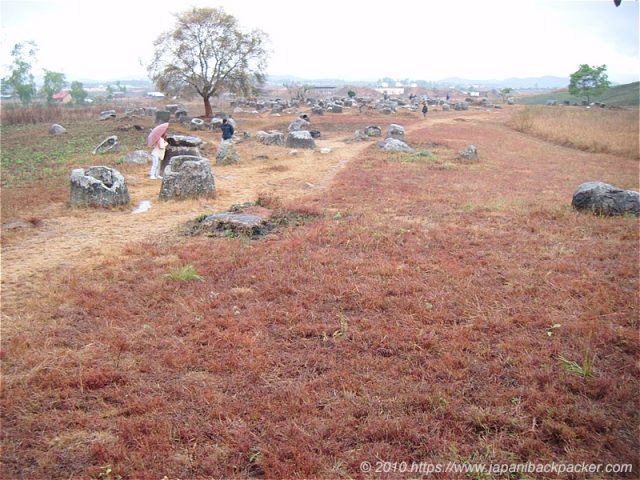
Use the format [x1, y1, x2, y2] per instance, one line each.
[147, 122, 169, 147]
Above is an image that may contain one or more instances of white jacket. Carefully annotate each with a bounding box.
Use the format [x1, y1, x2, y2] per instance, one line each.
[151, 137, 168, 159]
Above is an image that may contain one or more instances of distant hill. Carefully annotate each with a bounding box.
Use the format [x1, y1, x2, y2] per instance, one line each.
[266, 74, 571, 89]
[436, 76, 568, 89]
[517, 82, 639, 106]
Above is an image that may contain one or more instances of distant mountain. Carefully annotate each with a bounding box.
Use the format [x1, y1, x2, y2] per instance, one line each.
[267, 75, 353, 86]
[436, 76, 569, 89]
[267, 74, 571, 89]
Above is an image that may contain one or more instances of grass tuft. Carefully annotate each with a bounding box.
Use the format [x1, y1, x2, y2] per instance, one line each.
[558, 352, 596, 378]
[164, 264, 204, 282]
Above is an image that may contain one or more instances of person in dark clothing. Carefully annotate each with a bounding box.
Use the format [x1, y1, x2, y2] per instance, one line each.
[221, 118, 234, 140]
[421, 103, 428, 118]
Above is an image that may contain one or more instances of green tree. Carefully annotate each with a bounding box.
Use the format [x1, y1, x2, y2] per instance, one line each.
[70, 81, 88, 104]
[347, 89, 356, 98]
[569, 64, 610, 104]
[148, 7, 269, 117]
[2, 41, 38, 104]
[41, 70, 67, 105]
[499, 87, 513, 103]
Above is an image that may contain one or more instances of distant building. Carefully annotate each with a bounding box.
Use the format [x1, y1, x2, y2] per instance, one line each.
[53, 90, 73, 104]
[373, 87, 404, 95]
[306, 86, 337, 97]
[147, 91, 165, 98]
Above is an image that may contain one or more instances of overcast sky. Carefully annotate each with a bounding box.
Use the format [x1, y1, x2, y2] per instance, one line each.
[1, 0, 638, 84]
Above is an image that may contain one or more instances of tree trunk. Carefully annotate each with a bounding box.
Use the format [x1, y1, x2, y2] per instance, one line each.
[203, 95, 213, 118]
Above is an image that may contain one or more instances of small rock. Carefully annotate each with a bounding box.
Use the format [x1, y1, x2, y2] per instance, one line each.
[456, 145, 478, 162]
[92, 136, 120, 155]
[122, 150, 152, 165]
[48, 124, 66, 135]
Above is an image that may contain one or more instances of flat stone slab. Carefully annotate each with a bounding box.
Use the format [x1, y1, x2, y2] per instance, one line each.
[203, 213, 265, 229]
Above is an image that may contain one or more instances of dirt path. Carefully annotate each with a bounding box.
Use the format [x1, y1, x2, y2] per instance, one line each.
[1, 110, 501, 321]
[0, 135, 373, 317]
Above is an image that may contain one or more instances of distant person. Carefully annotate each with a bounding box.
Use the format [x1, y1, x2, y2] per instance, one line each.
[421, 103, 429, 118]
[446, 92, 451, 102]
[150, 131, 168, 179]
[221, 118, 234, 141]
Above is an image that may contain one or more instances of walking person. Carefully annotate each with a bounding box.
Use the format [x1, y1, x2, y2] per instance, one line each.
[421, 103, 429, 118]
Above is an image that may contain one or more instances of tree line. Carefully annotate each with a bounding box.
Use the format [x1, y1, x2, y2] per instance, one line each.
[2, 7, 611, 113]
[1, 41, 129, 106]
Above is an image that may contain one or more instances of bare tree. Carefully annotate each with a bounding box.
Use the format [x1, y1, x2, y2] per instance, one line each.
[148, 7, 270, 117]
[284, 82, 312, 103]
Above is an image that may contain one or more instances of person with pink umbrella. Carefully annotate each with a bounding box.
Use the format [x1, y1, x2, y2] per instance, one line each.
[148, 122, 169, 179]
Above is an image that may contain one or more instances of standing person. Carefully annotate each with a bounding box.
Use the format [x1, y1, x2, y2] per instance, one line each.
[221, 118, 234, 141]
[421, 103, 429, 118]
[150, 131, 168, 179]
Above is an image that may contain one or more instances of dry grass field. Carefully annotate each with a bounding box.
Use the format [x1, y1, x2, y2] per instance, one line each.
[1, 101, 639, 479]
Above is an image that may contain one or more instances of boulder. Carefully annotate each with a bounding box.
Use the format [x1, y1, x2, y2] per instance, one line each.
[387, 124, 405, 141]
[122, 150, 152, 165]
[216, 140, 240, 165]
[311, 105, 325, 115]
[288, 117, 310, 132]
[166, 134, 204, 148]
[285, 130, 316, 149]
[209, 117, 224, 130]
[155, 110, 171, 123]
[159, 155, 215, 201]
[70, 166, 129, 207]
[256, 130, 285, 146]
[190, 118, 206, 131]
[572, 181, 639, 216]
[454, 102, 469, 111]
[353, 130, 369, 141]
[456, 145, 478, 162]
[377, 138, 414, 153]
[309, 130, 321, 139]
[365, 126, 382, 137]
[92, 135, 120, 154]
[48, 124, 67, 135]
[161, 145, 201, 176]
[124, 108, 145, 118]
[175, 109, 188, 121]
[99, 110, 116, 120]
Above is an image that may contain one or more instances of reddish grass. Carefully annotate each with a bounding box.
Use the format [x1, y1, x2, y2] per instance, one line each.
[1, 110, 638, 478]
[1, 104, 114, 125]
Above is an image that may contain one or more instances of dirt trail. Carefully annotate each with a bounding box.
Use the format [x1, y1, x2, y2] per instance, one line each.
[0, 135, 373, 315]
[1, 111, 497, 318]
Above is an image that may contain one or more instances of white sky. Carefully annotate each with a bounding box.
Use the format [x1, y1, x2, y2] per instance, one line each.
[0, 0, 638, 84]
